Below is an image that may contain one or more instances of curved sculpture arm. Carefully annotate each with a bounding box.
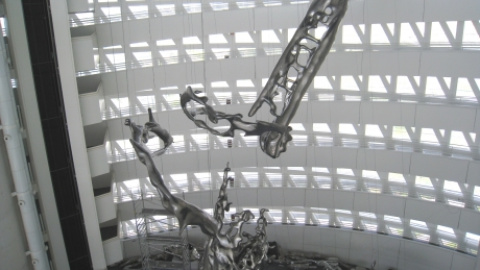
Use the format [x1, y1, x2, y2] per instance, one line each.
[130, 138, 219, 236]
[180, 86, 292, 138]
[248, 0, 348, 125]
[179, 0, 347, 159]
[142, 108, 173, 156]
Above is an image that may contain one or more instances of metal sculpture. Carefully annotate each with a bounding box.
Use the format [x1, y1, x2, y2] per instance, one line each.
[125, 110, 270, 269]
[181, 0, 348, 158]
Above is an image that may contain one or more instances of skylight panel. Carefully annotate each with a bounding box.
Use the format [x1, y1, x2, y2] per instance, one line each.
[314, 76, 333, 90]
[364, 181, 381, 194]
[235, 32, 254, 43]
[170, 135, 185, 152]
[191, 133, 210, 150]
[211, 48, 230, 59]
[338, 179, 356, 190]
[410, 219, 428, 230]
[456, 77, 476, 100]
[314, 176, 331, 189]
[211, 81, 229, 88]
[265, 172, 282, 187]
[291, 175, 307, 188]
[388, 173, 406, 184]
[450, 131, 469, 150]
[159, 50, 178, 64]
[137, 94, 157, 109]
[340, 75, 360, 91]
[106, 52, 125, 64]
[384, 215, 402, 223]
[156, 4, 176, 16]
[236, 79, 254, 87]
[289, 123, 305, 131]
[101, 6, 121, 18]
[359, 212, 376, 219]
[412, 231, 430, 242]
[133, 51, 151, 63]
[287, 167, 305, 172]
[213, 91, 232, 104]
[392, 126, 410, 141]
[312, 167, 329, 173]
[242, 136, 258, 147]
[183, 3, 201, 14]
[170, 173, 188, 191]
[209, 34, 228, 44]
[463, 21, 480, 45]
[156, 39, 175, 46]
[399, 23, 420, 46]
[130, 42, 149, 48]
[263, 1, 282, 7]
[342, 25, 362, 44]
[339, 123, 357, 135]
[365, 124, 383, 138]
[210, 2, 229, 11]
[415, 176, 434, 189]
[313, 123, 331, 133]
[236, 1, 256, 9]
[368, 75, 388, 93]
[312, 212, 330, 225]
[425, 76, 446, 98]
[261, 30, 281, 43]
[238, 91, 256, 103]
[420, 128, 439, 145]
[474, 186, 480, 200]
[361, 220, 378, 231]
[186, 49, 205, 62]
[370, 24, 390, 44]
[386, 224, 403, 236]
[291, 0, 310, 5]
[396, 76, 416, 94]
[123, 178, 141, 190]
[128, 5, 148, 19]
[337, 215, 353, 228]
[465, 233, 480, 248]
[362, 170, 380, 180]
[242, 172, 258, 187]
[430, 22, 450, 45]
[443, 180, 462, 195]
[194, 172, 212, 189]
[437, 225, 455, 237]
[315, 135, 333, 146]
[268, 209, 282, 222]
[183, 36, 202, 45]
[290, 211, 306, 223]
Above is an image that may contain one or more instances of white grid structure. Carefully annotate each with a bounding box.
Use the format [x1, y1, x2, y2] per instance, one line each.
[66, 0, 480, 269]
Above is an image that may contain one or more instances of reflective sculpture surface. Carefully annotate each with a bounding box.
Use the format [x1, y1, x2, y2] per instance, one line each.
[181, 0, 348, 158]
[125, 109, 270, 269]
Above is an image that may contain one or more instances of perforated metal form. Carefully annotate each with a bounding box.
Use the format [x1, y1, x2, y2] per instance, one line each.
[181, 0, 348, 158]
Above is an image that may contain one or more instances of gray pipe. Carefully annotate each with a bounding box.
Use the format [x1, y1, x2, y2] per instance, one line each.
[0, 22, 50, 270]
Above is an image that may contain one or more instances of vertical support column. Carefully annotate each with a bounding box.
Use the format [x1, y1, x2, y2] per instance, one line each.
[0, 23, 50, 270]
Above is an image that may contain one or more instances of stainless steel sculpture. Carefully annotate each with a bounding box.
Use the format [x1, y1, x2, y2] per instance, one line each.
[125, 109, 270, 269]
[181, 0, 348, 158]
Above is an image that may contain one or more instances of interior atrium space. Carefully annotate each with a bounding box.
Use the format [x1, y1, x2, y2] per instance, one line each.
[0, 0, 479, 269]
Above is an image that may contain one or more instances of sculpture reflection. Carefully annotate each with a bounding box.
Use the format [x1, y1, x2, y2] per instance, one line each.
[181, 0, 348, 158]
[125, 111, 270, 269]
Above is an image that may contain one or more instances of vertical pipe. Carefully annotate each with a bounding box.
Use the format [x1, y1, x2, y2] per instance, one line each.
[0, 22, 50, 270]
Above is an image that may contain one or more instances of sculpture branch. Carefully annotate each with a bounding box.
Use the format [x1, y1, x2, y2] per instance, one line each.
[181, 0, 347, 158]
[126, 110, 270, 269]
